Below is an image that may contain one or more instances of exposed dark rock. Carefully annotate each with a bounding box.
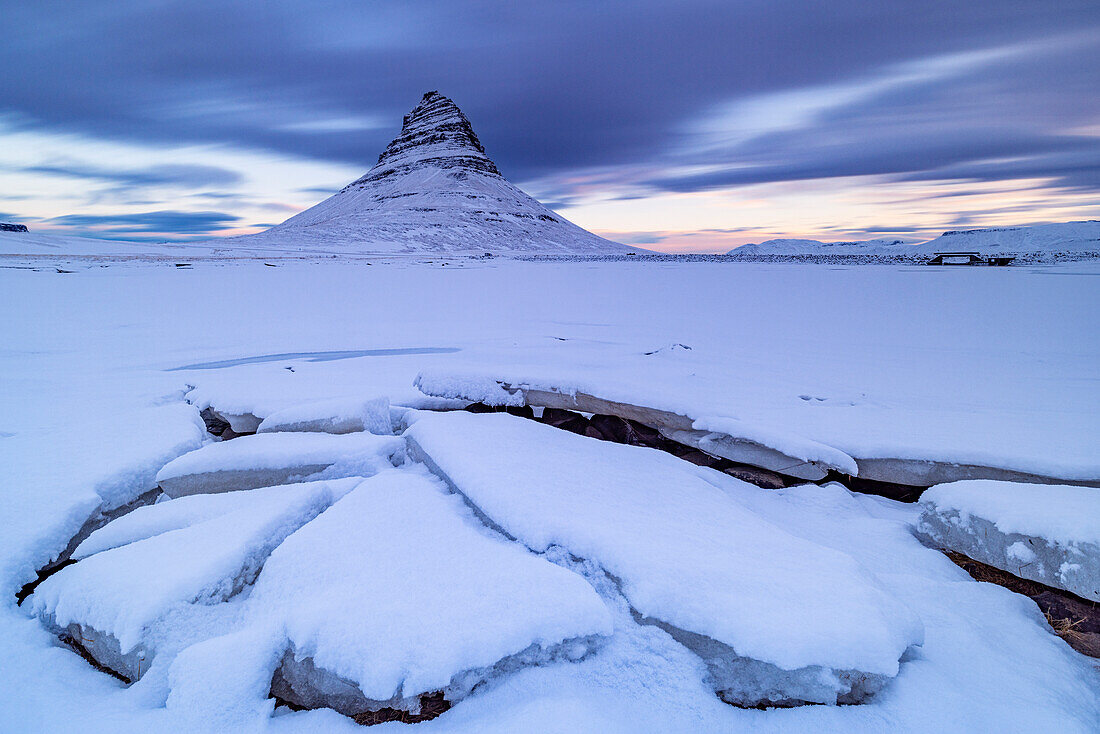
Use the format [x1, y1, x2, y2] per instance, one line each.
[537, 407, 591, 435]
[825, 471, 923, 503]
[721, 465, 788, 489]
[463, 402, 502, 414]
[199, 406, 233, 437]
[354, 693, 451, 726]
[0, 222, 28, 232]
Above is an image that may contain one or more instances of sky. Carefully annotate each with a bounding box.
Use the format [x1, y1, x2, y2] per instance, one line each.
[1, 1, 1098, 252]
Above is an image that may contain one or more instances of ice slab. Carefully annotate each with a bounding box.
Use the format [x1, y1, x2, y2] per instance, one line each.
[855, 457, 1100, 489]
[248, 469, 612, 716]
[415, 369, 1100, 488]
[31, 479, 352, 679]
[917, 480, 1100, 601]
[75, 477, 363, 558]
[155, 431, 404, 497]
[404, 411, 922, 706]
[256, 396, 393, 435]
[414, 375, 856, 481]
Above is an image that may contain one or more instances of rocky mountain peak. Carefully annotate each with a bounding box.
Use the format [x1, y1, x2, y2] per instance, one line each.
[349, 91, 501, 188]
[243, 90, 631, 255]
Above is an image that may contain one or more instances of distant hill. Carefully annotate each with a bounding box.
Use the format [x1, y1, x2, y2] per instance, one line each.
[729, 238, 907, 257]
[728, 221, 1100, 261]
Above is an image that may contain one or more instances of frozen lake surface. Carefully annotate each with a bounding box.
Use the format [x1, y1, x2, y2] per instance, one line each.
[1, 258, 1097, 732]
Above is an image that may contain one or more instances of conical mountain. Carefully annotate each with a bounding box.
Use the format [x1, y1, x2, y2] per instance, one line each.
[242, 92, 630, 255]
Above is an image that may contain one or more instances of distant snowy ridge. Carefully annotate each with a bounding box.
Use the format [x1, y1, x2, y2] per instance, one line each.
[728, 221, 1100, 261]
[730, 238, 908, 256]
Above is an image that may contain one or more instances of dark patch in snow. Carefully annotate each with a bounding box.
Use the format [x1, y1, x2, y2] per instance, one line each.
[353, 693, 451, 726]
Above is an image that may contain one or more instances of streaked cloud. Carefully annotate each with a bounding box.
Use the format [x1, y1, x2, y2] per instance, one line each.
[23, 162, 242, 188]
[0, 1, 1095, 248]
[47, 210, 240, 236]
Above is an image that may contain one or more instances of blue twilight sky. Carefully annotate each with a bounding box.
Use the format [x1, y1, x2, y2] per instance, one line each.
[1, 1, 1098, 251]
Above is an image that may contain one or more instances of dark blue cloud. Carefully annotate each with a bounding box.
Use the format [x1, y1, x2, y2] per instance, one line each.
[24, 162, 242, 188]
[47, 210, 240, 234]
[0, 0, 1097, 209]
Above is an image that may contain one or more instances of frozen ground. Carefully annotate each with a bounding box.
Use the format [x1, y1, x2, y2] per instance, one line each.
[1, 257, 1098, 732]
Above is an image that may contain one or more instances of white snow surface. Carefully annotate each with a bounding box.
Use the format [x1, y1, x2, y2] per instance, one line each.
[406, 411, 922, 675]
[31, 479, 348, 653]
[155, 431, 404, 484]
[2, 258, 1098, 732]
[246, 468, 613, 701]
[919, 480, 1100, 546]
[0, 229, 193, 257]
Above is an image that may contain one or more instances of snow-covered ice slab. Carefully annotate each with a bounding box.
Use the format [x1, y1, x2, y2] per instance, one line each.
[256, 396, 393, 435]
[31, 479, 357, 680]
[248, 469, 612, 716]
[415, 369, 1100, 488]
[917, 480, 1100, 601]
[414, 375, 856, 481]
[155, 431, 404, 498]
[405, 411, 922, 707]
[855, 457, 1100, 489]
[73, 477, 363, 558]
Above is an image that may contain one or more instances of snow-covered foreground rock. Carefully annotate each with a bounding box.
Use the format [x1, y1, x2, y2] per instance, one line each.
[30, 479, 356, 680]
[257, 396, 394, 435]
[155, 431, 404, 497]
[413, 370, 1097, 489]
[1, 259, 1098, 732]
[406, 411, 923, 706]
[249, 469, 612, 716]
[917, 480, 1100, 601]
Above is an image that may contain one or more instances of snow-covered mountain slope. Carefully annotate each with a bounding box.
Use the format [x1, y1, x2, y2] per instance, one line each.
[217, 91, 631, 256]
[728, 221, 1100, 260]
[916, 221, 1100, 255]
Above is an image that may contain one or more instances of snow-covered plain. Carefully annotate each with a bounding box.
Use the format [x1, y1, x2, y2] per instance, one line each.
[1, 257, 1098, 732]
